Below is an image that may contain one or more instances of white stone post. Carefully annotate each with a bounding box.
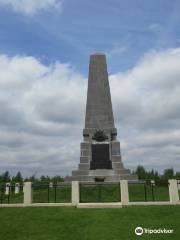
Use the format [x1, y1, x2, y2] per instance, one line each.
[5, 183, 10, 195]
[72, 181, 79, 205]
[168, 179, 179, 204]
[120, 180, 129, 205]
[23, 182, 32, 205]
[15, 183, 20, 194]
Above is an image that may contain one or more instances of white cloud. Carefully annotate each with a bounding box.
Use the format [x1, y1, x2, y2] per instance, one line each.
[110, 48, 180, 171]
[0, 0, 63, 15]
[0, 54, 85, 176]
[110, 48, 180, 128]
[0, 55, 48, 89]
[0, 48, 180, 177]
[107, 46, 127, 57]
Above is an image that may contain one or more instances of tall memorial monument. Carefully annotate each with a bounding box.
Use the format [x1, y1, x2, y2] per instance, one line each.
[67, 53, 137, 182]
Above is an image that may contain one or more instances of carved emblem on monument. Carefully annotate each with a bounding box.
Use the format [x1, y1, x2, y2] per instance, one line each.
[92, 130, 108, 142]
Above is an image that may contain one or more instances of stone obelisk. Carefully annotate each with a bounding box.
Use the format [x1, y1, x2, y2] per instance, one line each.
[85, 54, 115, 130]
[67, 53, 137, 182]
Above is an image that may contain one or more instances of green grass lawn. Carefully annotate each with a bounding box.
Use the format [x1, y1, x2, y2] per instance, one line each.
[80, 183, 170, 203]
[32, 183, 121, 203]
[80, 183, 120, 202]
[33, 185, 71, 203]
[128, 184, 169, 202]
[0, 192, 24, 204]
[0, 206, 179, 240]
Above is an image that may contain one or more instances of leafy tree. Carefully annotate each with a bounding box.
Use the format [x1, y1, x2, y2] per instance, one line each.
[13, 171, 23, 182]
[40, 175, 50, 183]
[29, 175, 36, 182]
[154, 171, 159, 181]
[2, 171, 10, 182]
[163, 168, 175, 180]
[175, 172, 180, 179]
[135, 165, 146, 179]
[51, 175, 64, 183]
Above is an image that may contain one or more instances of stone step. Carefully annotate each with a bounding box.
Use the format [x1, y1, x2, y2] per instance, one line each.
[114, 169, 131, 175]
[80, 142, 90, 149]
[103, 175, 120, 181]
[66, 175, 120, 182]
[111, 155, 122, 162]
[80, 156, 89, 163]
[80, 150, 89, 156]
[112, 162, 123, 169]
[72, 170, 89, 176]
[73, 169, 131, 176]
[89, 169, 114, 176]
[65, 175, 95, 182]
[66, 173, 137, 182]
[78, 163, 90, 170]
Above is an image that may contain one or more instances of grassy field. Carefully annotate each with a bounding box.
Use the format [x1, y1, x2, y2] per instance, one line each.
[0, 206, 179, 240]
[33, 183, 121, 203]
[80, 183, 170, 202]
[128, 184, 170, 201]
[0, 192, 24, 204]
[33, 185, 71, 203]
[80, 183, 120, 202]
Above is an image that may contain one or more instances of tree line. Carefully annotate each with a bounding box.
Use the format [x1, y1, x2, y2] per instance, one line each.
[0, 171, 64, 184]
[133, 165, 180, 185]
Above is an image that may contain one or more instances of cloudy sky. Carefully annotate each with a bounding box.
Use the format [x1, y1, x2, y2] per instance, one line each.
[0, 0, 180, 177]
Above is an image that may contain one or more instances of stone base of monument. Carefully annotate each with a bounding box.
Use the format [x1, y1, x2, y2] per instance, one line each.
[66, 164, 137, 182]
[66, 139, 137, 182]
[66, 171, 137, 182]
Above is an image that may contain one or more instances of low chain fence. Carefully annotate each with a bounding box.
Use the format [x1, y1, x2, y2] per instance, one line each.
[80, 182, 121, 203]
[32, 183, 71, 203]
[0, 183, 24, 204]
[128, 180, 169, 202]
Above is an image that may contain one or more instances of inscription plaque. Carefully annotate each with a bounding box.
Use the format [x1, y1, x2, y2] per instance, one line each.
[90, 144, 112, 169]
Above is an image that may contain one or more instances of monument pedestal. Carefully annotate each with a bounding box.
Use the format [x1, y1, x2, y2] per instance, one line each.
[66, 139, 137, 182]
